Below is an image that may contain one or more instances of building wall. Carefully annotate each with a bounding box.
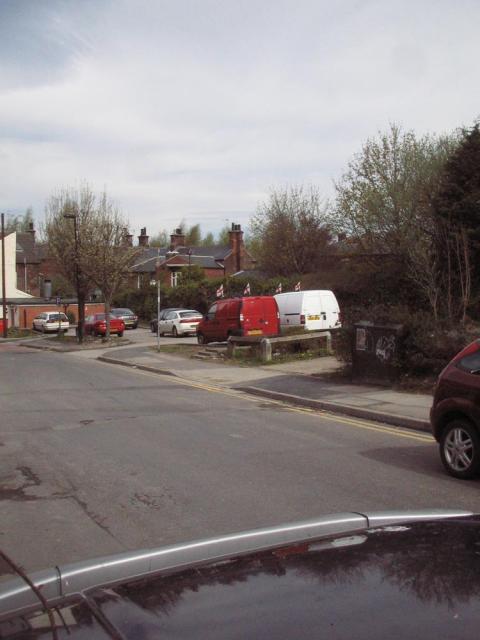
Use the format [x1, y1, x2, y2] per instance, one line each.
[12, 302, 106, 329]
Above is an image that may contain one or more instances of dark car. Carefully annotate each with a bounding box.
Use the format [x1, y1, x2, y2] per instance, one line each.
[430, 339, 480, 479]
[0, 509, 473, 639]
[150, 308, 182, 333]
[111, 308, 138, 329]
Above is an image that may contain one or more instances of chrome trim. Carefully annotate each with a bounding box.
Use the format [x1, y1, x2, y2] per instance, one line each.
[0, 509, 474, 617]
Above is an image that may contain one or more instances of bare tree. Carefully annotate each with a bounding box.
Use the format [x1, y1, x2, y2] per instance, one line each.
[81, 193, 142, 339]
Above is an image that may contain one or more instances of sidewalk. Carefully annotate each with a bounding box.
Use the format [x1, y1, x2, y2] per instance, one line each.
[98, 345, 433, 433]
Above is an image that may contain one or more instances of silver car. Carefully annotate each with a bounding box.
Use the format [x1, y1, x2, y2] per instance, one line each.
[32, 311, 70, 333]
[157, 309, 203, 337]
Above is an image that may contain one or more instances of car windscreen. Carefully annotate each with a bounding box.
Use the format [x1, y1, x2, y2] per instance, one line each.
[457, 351, 480, 373]
[48, 313, 68, 321]
[113, 309, 133, 314]
[179, 311, 201, 318]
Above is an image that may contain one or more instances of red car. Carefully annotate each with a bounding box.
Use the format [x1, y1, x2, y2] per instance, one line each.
[430, 339, 480, 479]
[84, 313, 125, 337]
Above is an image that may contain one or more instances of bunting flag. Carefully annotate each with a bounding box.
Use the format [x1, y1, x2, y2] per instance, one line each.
[243, 282, 251, 295]
[275, 283, 282, 294]
[294, 281, 301, 291]
[216, 283, 224, 298]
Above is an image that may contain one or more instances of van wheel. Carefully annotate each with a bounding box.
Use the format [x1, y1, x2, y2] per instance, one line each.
[118, 331, 124, 338]
[197, 333, 207, 345]
[440, 419, 480, 479]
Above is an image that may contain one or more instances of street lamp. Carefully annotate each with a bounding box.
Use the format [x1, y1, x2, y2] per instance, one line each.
[156, 248, 161, 352]
[1, 213, 7, 338]
[63, 212, 83, 343]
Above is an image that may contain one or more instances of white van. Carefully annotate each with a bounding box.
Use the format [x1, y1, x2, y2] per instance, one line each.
[274, 290, 341, 332]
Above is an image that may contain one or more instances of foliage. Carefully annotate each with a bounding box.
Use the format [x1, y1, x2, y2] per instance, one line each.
[4, 207, 34, 234]
[250, 185, 332, 276]
[150, 230, 169, 247]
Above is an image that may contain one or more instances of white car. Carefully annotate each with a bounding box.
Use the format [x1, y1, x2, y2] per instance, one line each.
[32, 311, 70, 333]
[157, 309, 203, 337]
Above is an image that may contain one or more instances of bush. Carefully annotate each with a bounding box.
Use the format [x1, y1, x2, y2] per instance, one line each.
[334, 304, 476, 379]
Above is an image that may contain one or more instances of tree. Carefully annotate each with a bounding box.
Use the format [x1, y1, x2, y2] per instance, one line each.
[150, 230, 169, 247]
[4, 207, 34, 233]
[45, 186, 97, 343]
[433, 123, 480, 322]
[217, 225, 230, 246]
[45, 185, 140, 342]
[81, 193, 142, 339]
[201, 231, 215, 246]
[331, 124, 456, 255]
[185, 223, 201, 246]
[249, 185, 332, 276]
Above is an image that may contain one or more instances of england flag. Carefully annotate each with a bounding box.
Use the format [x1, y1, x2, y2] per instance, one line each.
[216, 283, 224, 298]
[294, 281, 301, 291]
[243, 282, 251, 295]
[275, 283, 282, 294]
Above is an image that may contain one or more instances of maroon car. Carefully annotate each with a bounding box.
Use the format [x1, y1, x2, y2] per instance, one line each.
[84, 313, 125, 337]
[430, 339, 480, 478]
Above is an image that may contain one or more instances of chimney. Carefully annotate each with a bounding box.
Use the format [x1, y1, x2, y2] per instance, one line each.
[228, 223, 243, 273]
[28, 221, 35, 242]
[170, 227, 186, 251]
[138, 227, 149, 247]
[122, 228, 133, 247]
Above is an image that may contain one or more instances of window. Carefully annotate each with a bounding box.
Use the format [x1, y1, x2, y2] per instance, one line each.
[206, 304, 217, 320]
[458, 352, 480, 374]
[171, 271, 179, 287]
[165, 311, 177, 320]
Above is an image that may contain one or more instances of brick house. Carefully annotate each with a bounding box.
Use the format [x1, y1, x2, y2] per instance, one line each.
[130, 223, 256, 288]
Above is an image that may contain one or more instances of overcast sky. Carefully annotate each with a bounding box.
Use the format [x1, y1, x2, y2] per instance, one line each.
[1, 0, 479, 239]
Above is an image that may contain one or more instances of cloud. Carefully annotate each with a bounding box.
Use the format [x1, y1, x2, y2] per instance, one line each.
[1, 0, 479, 236]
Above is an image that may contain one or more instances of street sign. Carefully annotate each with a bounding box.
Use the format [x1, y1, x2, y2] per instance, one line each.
[56, 296, 61, 305]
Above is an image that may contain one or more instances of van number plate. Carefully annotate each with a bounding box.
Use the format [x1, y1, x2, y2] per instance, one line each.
[247, 330, 262, 335]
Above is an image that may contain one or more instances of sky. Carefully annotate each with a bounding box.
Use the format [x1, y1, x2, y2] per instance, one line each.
[1, 0, 479, 240]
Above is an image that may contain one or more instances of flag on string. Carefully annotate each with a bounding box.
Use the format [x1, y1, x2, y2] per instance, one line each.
[294, 281, 301, 291]
[216, 283, 224, 298]
[275, 283, 282, 294]
[243, 282, 251, 295]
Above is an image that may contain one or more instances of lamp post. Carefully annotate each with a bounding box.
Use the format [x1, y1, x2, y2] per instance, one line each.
[156, 248, 161, 353]
[63, 212, 83, 343]
[1, 213, 7, 338]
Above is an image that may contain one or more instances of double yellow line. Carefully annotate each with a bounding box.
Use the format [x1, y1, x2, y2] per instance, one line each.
[106, 361, 434, 444]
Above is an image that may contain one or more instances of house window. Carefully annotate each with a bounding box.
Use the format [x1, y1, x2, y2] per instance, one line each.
[171, 271, 179, 287]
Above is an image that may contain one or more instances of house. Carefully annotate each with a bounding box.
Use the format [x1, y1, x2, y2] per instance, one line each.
[130, 223, 256, 288]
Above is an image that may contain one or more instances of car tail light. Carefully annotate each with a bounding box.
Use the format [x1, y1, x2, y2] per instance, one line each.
[180, 318, 201, 323]
[300, 314, 305, 325]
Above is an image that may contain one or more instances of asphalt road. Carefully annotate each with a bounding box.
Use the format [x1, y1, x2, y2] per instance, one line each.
[1, 343, 480, 572]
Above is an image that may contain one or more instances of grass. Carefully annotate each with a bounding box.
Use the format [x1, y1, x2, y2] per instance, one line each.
[5, 327, 36, 339]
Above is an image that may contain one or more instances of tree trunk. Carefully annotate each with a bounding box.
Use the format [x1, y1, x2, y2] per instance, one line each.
[77, 291, 86, 344]
[104, 299, 111, 341]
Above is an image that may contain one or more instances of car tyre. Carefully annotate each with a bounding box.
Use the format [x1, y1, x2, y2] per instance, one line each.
[172, 326, 178, 338]
[197, 333, 207, 345]
[440, 419, 480, 479]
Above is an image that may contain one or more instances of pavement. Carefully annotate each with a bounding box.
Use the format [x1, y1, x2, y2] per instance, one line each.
[95, 342, 433, 433]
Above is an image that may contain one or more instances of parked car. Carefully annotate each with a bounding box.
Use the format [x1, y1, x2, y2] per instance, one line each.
[84, 313, 125, 337]
[32, 311, 69, 333]
[196, 296, 280, 344]
[274, 290, 341, 333]
[150, 308, 182, 333]
[431, 339, 480, 479]
[111, 308, 138, 329]
[0, 509, 473, 639]
[157, 309, 203, 337]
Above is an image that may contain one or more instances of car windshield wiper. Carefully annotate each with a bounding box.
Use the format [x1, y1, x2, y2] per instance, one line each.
[0, 549, 59, 640]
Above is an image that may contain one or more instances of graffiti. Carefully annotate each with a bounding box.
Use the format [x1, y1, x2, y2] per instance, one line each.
[375, 335, 395, 363]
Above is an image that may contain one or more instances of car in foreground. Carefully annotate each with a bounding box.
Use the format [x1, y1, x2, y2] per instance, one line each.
[431, 339, 480, 479]
[84, 314, 125, 337]
[32, 312, 70, 333]
[110, 307, 138, 329]
[0, 509, 473, 639]
[157, 308, 203, 337]
[150, 307, 182, 333]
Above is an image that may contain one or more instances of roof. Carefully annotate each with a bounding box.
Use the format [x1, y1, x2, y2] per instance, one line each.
[131, 246, 227, 273]
[15, 233, 41, 264]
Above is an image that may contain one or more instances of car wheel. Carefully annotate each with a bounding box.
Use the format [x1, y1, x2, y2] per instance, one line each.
[440, 419, 480, 479]
[197, 333, 207, 345]
[172, 326, 178, 337]
[118, 331, 124, 337]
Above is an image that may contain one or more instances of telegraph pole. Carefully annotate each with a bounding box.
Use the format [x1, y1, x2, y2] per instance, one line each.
[1, 213, 7, 338]
[156, 248, 161, 352]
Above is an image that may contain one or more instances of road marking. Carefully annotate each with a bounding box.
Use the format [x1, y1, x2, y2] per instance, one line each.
[98, 359, 434, 443]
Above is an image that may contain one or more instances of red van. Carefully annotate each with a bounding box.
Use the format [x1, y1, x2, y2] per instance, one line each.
[197, 296, 280, 344]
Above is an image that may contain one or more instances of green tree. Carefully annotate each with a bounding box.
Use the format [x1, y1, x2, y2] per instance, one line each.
[185, 223, 202, 246]
[4, 207, 34, 233]
[250, 185, 332, 276]
[150, 230, 169, 247]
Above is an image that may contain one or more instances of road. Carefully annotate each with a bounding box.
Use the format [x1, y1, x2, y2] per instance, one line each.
[1, 342, 479, 572]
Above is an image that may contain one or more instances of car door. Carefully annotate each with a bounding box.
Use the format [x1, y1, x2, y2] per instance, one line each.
[33, 313, 46, 330]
